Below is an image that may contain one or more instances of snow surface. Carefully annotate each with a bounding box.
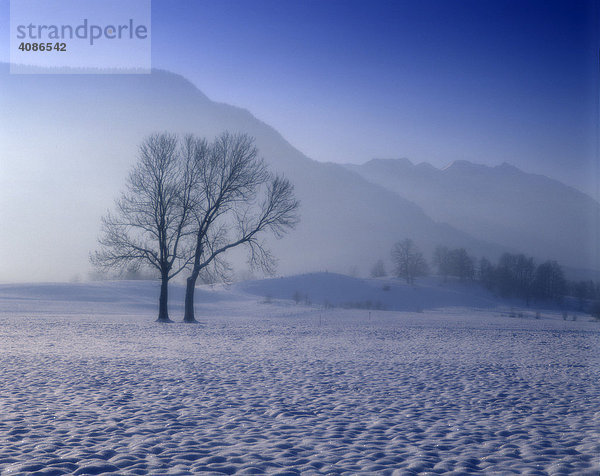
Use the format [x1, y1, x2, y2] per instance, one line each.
[238, 273, 500, 311]
[0, 275, 598, 475]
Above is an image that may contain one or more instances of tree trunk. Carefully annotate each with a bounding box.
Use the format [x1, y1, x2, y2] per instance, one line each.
[157, 272, 171, 322]
[183, 270, 199, 322]
[184, 239, 203, 323]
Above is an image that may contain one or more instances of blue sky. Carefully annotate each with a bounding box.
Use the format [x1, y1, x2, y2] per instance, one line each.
[2, 0, 598, 193]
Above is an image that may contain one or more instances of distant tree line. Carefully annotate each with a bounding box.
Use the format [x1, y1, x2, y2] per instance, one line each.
[433, 246, 475, 281]
[371, 240, 600, 314]
[478, 254, 566, 305]
[568, 279, 600, 310]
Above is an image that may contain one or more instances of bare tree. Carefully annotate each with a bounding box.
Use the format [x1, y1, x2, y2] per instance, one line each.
[452, 248, 475, 281]
[392, 239, 429, 284]
[533, 260, 566, 302]
[478, 256, 495, 290]
[91, 133, 201, 322]
[370, 259, 387, 278]
[433, 246, 451, 281]
[496, 253, 536, 304]
[433, 246, 474, 281]
[183, 132, 300, 322]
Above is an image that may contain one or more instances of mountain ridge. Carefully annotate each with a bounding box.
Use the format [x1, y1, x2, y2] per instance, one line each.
[346, 157, 600, 273]
[363, 157, 597, 201]
[1, 66, 504, 281]
[1, 65, 597, 280]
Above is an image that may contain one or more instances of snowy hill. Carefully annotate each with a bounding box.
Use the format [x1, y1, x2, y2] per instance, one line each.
[347, 158, 600, 273]
[238, 272, 499, 311]
[0, 279, 243, 317]
[0, 273, 576, 319]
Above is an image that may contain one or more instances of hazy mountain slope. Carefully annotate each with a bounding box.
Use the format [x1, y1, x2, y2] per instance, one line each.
[0, 65, 498, 281]
[347, 158, 600, 271]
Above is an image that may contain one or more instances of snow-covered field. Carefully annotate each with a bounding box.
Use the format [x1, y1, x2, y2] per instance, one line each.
[0, 274, 598, 475]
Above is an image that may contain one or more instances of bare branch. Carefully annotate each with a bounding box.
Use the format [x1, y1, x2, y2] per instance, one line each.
[91, 133, 201, 321]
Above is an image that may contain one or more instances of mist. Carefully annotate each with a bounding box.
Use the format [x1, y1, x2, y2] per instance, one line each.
[0, 66, 598, 283]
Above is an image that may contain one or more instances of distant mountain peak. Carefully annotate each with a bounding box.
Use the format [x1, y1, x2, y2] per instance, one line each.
[442, 160, 492, 173]
[366, 157, 414, 167]
[362, 157, 530, 177]
[495, 162, 521, 173]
